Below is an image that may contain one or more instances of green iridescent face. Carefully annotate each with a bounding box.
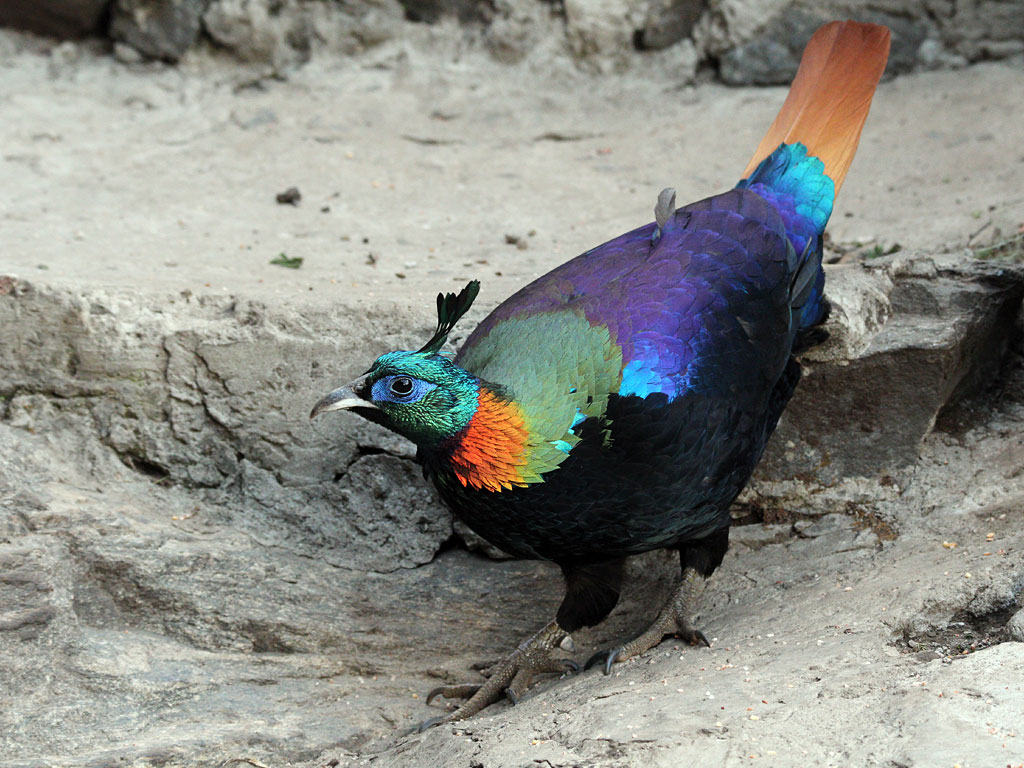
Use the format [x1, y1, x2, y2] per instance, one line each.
[312, 280, 485, 448]
[313, 351, 480, 447]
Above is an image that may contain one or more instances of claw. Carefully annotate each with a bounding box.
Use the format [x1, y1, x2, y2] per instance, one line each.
[586, 647, 621, 675]
[690, 628, 711, 648]
[425, 687, 444, 706]
[583, 567, 712, 672]
[584, 647, 620, 673]
[415, 620, 575, 723]
[416, 715, 447, 733]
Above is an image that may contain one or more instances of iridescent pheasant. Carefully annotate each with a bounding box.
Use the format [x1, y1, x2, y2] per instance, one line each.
[312, 21, 891, 727]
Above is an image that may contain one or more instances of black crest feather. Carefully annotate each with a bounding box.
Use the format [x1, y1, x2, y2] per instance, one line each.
[417, 280, 480, 354]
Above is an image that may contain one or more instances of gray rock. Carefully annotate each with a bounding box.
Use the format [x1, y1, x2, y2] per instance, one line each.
[113, 39, 145, 62]
[730, 522, 793, 549]
[866, 10, 929, 74]
[7, 0, 1011, 75]
[794, 513, 877, 554]
[1009, 607, 1024, 643]
[202, 0, 292, 65]
[637, 0, 703, 51]
[929, 0, 1024, 63]
[0, 545, 62, 640]
[0, 281, 450, 574]
[718, 6, 818, 85]
[202, 0, 403, 68]
[397, 0, 491, 24]
[564, 0, 648, 71]
[109, 0, 211, 62]
[757, 254, 1024, 484]
[916, 37, 968, 71]
[693, 0, 787, 59]
[719, 6, 929, 85]
[230, 453, 453, 572]
[0, 0, 109, 39]
[484, 0, 550, 64]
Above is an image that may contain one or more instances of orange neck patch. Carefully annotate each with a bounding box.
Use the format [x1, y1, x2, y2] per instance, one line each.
[449, 389, 530, 492]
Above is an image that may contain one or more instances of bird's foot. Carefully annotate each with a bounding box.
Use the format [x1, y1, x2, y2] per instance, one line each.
[585, 567, 709, 675]
[417, 620, 577, 731]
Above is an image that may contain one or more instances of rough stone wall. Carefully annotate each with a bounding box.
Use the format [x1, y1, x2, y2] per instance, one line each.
[0, 281, 454, 574]
[3, 255, 1021, 571]
[760, 255, 1024, 483]
[2, 0, 1021, 78]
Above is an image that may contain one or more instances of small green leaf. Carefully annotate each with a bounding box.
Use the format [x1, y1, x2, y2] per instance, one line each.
[270, 253, 303, 269]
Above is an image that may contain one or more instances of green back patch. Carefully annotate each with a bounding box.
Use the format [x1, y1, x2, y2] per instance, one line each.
[458, 311, 622, 477]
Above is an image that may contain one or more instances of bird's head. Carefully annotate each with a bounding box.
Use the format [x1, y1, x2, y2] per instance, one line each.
[310, 349, 480, 446]
[310, 281, 482, 448]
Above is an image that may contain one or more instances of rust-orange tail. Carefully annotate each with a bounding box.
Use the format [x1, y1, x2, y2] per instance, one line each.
[742, 21, 891, 194]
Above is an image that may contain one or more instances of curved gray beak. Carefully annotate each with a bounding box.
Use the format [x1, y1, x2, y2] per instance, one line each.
[309, 374, 377, 419]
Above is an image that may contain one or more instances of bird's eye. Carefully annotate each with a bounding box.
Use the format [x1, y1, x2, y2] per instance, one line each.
[390, 376, 414, 397]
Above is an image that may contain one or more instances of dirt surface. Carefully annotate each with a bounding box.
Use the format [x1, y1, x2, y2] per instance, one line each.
[3, 32, 1023, 307]
[2, 27, 1024, 768]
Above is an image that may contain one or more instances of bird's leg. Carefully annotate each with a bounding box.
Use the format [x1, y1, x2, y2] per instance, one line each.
[419, 559, 625, 730]
[586, 527, 729, 673]
[420, 619, 577, 730]
[586, 566, 709, 673]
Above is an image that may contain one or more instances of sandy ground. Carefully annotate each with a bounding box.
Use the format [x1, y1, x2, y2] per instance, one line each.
[2, 27, 1024, 768]
[3, 33, 1022, 308]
